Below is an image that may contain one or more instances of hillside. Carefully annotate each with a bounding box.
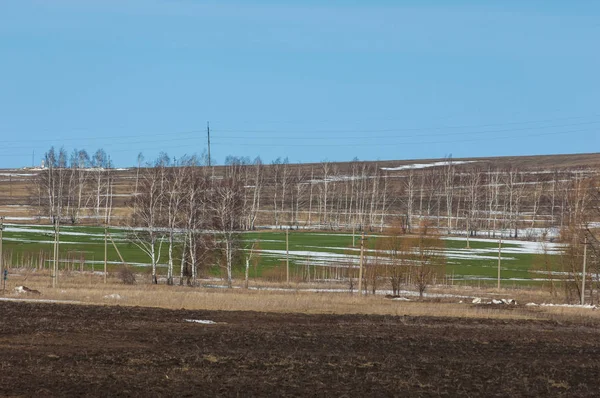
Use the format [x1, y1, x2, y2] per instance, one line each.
[0, 152, 598, 239]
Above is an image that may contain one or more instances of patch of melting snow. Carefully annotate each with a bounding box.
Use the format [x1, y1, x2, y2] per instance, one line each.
[260, 249, 352, 259]
[184, 319, 217, 324]
[5, 226, 106, 237]
[526, 303, 597, 309]
[381, 161, 475, 171]
[0, 173, 36, 177]
[472, 297, 517, 305]
[443, 236, 564, 255]
[0, 297, 81, 304]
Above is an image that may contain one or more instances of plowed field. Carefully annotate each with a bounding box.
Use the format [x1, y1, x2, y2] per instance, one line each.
[0, 301, 599, 397]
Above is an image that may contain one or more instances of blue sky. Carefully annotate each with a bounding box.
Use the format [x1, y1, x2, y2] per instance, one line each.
[0, 0, 599, 167]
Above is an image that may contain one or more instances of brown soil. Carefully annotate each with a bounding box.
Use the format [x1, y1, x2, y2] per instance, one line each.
[0, 301, 599, 397]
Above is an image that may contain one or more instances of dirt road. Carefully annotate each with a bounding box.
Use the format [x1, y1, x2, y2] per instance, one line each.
[0, 301, 598, 397]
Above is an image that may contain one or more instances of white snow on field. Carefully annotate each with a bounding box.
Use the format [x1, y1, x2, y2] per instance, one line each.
[256, 235, 564, 270]
[260, 249, 354, 262]
[449, 227, 562, 240]
[0, 173, 36, 177]
[2, 238, 93, 245]
[5, 226, 105, 238]
[0, 297, 81, 304]
[242, 239, 285, 243]
[442, 237, 564, 254]
[526, 303, 597, 309]
[443, 250, 516, 261]
[381, 161, 475, 171]
[184, 319, 217, 324]
[304, 245, 360, 253]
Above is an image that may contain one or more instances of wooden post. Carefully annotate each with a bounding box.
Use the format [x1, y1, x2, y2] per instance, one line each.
[107, 231, 127, 266]
[497, 237, 502, 290]
[358, 232, 365, 295]
[56, 219, 60, 287]
[52, 220, 56, 288]
[53, 218, 59, 288]
[581, 236, 587, 305]
[0, 217, 4, 291]
[104, 225, 108, 284]
[465, 211, 470, 249]
[244, 242, 256, 289]
[286, 228, 290, 285]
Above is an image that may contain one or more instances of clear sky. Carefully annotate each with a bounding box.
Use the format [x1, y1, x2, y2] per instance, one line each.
[0, 0, 599, 168]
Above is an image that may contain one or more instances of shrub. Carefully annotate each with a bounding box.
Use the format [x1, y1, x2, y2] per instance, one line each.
[118, 267, 136, 285]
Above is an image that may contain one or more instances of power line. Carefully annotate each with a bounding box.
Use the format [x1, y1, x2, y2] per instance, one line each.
[0, 126, 595, 157]
[0, 116, 598, 159]
[213, 120, 600, 140]
[0, 129, 203, 145]
[213, 114, 600, 133]
[210, 127, 598, 147]
[0, 113, 598, 144]
[2, 119, 598, 152]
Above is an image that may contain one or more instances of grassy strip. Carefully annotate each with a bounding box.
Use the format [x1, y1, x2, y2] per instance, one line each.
[0, 225, 561, 284]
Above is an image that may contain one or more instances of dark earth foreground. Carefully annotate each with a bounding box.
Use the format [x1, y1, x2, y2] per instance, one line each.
[0, 301, 599, 397]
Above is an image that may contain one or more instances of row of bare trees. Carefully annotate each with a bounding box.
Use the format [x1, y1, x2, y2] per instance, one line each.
[222, 157, 396, 232]
[129, 155, 245, 286]
[206, 157, 598, 240]
[29, 148, 599, 297]
[358, 222, 446, 298]
[35, 147, 114, 224]
[34, 149, 597, 241]
[553, 175, 600, 303]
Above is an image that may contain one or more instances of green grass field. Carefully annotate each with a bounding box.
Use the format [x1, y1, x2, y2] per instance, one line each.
[0, 224, 563, 286]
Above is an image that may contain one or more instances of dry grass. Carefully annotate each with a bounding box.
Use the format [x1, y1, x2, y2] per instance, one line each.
[2, 270, 599, 323]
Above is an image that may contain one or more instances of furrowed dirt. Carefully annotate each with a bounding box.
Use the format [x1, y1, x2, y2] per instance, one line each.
[0, 301, 599, 397]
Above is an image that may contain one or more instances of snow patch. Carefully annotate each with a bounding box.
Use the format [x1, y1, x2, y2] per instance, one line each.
[0, 297, 80, 304]
[526, 303, 597, 309]
[473, 297, 517, 305]
[184, 319, 217, 324]
[381, 161, 475, 171]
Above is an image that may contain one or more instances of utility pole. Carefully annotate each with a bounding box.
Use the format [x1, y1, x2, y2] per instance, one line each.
[53, 217, 60, 288]
[52, 219, 56, 288]
[286, 228, 290, 285]
[465, 211, 470, 249]
[358, 232, 365, 295]
[497, 237, 502, 289]
[0, 217, 4, 292]
[104, 224, 108, 284]
[207, 121, 211, 167]
[56, 218, 60, 287]
[581, 236, 587, 305]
